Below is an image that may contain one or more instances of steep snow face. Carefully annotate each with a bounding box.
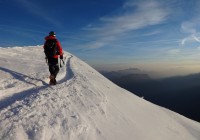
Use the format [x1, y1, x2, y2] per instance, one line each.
[0, 46, 200, 140]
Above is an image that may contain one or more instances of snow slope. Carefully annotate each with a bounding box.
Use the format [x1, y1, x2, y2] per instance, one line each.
[0, 46, 200, 140]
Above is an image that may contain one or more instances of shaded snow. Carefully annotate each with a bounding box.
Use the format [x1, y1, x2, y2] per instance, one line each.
[0, 46, 200, 140]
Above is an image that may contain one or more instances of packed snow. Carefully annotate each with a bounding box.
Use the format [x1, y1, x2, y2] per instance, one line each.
[0, 46, 200, 140]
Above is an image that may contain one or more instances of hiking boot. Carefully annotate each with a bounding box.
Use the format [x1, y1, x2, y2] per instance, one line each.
[53, 78, 57, 85]
[49, 75, 56, 85]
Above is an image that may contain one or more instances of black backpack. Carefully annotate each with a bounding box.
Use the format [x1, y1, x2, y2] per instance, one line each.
[44, 39, 59, 58]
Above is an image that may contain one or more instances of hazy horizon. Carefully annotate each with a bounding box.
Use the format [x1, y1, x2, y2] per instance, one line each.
[91, 62, 200, 79]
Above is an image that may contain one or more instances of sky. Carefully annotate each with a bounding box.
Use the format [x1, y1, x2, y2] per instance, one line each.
[1, 0, 200, 78]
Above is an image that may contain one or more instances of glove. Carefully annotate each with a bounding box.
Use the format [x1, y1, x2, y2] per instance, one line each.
[60, 55, 63, 60]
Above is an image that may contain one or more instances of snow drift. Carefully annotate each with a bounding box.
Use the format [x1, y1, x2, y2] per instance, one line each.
[0, 46, 200, 140]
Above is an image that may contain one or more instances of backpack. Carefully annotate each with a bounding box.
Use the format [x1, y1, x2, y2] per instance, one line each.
[44, 39, 59, 58]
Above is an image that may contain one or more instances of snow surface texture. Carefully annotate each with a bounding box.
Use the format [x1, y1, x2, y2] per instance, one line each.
[0, 46, 200, 140]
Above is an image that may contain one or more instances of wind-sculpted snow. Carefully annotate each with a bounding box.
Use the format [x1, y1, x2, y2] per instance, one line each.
[0, 46, 200, 140]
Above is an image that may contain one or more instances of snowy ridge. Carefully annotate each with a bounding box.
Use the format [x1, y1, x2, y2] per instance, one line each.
[0, 46, 200, 140]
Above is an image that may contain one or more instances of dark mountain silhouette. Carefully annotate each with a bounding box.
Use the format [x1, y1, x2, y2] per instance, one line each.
[100, 70, 200, 122]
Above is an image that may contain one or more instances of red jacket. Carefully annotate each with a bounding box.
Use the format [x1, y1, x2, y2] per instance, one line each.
[43, 36, 63, 58]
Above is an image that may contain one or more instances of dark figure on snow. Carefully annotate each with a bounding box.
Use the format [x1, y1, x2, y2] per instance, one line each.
[43, 31, 63, 85]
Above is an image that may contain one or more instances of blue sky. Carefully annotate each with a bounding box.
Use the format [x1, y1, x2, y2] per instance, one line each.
[1, 0, 200, 77]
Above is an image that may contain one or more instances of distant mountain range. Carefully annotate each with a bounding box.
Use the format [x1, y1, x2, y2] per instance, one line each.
[100, 68, 200, 122]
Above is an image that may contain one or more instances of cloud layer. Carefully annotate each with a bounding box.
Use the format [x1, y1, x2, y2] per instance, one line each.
[181, 19, 200, 46]
[16, 0, 62, 27]
[84, 0, 170, 49]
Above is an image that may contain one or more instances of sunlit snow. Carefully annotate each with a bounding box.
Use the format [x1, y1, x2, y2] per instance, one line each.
[0, 46, 200, 140]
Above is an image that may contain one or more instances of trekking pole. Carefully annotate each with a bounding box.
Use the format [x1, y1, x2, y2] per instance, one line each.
[60, 56, 65, 68]
[60, 59, 62, 68]
[62, 59, 65, 65]
[45, 57, 48, 65]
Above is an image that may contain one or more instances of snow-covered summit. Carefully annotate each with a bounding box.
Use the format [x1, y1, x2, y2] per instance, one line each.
[0, 46, 200, 140]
